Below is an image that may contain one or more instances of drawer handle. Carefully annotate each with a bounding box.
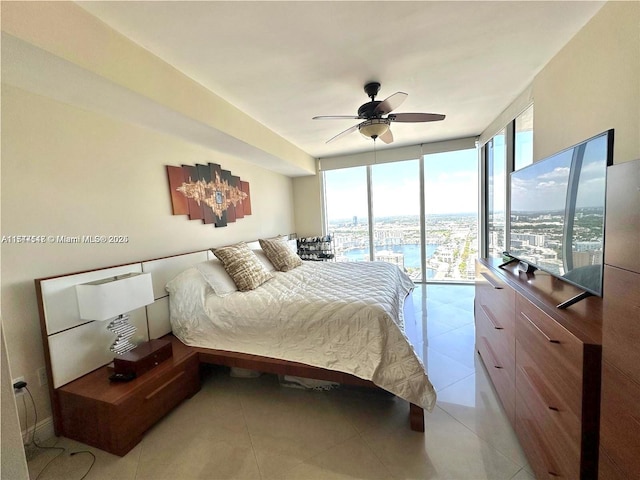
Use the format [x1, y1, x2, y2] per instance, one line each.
[523, 418, 562, 478]
[480, 304, 503, 330]
[521, 312, 560, 344]
[480, 272, 503, 289]
[520, 366, 561, 413]
[145, 371, 185, 401]
[481, 338, 503, 369]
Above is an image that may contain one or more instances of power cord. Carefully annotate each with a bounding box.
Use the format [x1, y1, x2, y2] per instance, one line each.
[22, 385, 96, 480]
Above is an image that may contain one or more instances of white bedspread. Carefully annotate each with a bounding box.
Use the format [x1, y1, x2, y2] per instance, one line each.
[167, 261, 436, 411]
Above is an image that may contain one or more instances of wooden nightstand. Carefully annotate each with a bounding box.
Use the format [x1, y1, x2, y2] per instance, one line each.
[56, 335, 200, 456]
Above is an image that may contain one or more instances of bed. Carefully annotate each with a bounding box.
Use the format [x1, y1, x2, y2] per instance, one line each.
[166, 257, 437, 418]
[36, 238, 435, 445]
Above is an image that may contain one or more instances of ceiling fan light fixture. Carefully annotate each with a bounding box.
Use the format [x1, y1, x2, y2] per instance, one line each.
[359, 118, 390, 139]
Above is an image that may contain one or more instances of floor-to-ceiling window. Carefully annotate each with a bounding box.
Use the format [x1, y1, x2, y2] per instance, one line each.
[483, 104, 534, 259]
[324, 166, 370, 261]
[487, 129, 507, 258]
[371, 159, 421, 278]
[424, 149, 478, 282]
[322, 141, 479, 283]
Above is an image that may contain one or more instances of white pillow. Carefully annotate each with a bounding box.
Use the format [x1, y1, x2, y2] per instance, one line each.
[195, 260, 238, 296]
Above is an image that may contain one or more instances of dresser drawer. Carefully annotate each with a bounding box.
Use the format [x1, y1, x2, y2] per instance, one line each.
[515, 391, 574, 479]
[476, 301, 515, 364]
[599, 361, 640, 479]
[516, 345, 581, 479]
[476, 329, 515, 422]
[476, 263, 515, 333]
[516, 295, 583, 418]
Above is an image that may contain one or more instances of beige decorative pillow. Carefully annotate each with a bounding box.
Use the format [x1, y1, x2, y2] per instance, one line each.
[212, 242, 273, 291]
[259, 237, 303, 272]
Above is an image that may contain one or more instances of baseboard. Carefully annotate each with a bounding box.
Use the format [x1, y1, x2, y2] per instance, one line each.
[22, 415, 55, 445]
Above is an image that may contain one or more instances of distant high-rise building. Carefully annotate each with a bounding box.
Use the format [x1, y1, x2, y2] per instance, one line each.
[352, 216, 358, 226]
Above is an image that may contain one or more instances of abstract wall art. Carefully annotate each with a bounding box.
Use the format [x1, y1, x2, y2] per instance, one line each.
[166, 163, 251, 228]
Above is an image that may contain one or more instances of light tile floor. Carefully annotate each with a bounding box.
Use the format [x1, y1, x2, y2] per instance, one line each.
[28, 284, 534, 480]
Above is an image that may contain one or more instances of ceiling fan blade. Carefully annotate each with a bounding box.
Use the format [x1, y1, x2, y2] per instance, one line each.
[379, 128, 394, 144]
[313, 115, 361, 120]
[388, 113, 446, 123]
[374, 92, 408, 115]
[326, 123, 361, 143]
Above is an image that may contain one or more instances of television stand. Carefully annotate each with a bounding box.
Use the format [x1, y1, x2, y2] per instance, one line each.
[557, 290, 593, 309]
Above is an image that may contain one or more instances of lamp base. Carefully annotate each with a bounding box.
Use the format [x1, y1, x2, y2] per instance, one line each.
[107, 315, 137, 355]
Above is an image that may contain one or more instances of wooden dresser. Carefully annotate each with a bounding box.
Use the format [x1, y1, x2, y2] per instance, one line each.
[598, 159, 640, 479]
[476, 258, 602, 479]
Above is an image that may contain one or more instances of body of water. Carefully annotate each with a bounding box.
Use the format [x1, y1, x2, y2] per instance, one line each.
[342, 244, 438, 269]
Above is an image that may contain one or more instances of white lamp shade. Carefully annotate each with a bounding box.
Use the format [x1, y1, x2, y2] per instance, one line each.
[76, 272, 155, 321]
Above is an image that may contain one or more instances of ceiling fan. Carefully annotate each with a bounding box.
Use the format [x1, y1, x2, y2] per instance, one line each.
[313, 82, 445, 144]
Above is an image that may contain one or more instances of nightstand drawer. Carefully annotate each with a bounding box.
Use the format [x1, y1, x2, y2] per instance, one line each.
[516, 295, 583, 418]
[114, 355, 199, 452]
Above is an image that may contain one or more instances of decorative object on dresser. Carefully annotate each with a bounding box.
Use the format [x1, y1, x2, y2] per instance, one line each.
[166, 162, 251, 228]
[297, 235, 334, 261]
[598, 158, 640, 479]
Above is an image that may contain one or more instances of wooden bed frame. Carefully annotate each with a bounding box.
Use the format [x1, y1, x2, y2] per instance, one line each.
[35, 242, 425, 454]
[194, 345, 425, 432]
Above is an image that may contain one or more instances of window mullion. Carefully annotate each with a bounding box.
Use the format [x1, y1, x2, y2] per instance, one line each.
[419, 156, 426, 283]
[366, 164, 374, 262]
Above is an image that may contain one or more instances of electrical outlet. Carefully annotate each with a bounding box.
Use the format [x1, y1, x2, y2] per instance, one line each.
[13, 376, 25, 396]
[37, 367, 48, 386]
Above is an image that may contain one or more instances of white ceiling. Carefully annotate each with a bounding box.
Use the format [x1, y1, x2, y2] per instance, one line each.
[75, 1, 603, 160]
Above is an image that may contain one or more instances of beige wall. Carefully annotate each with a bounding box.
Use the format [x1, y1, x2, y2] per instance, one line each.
[532, 1, 639, 164]
[1, 85, 295, 425]
[1, 327, 29, 480]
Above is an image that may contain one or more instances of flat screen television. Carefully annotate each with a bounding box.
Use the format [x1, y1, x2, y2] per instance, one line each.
[507, 129, 613, 299]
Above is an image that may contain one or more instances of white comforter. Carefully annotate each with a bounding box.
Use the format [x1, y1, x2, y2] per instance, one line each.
[167, 261, 436, 411]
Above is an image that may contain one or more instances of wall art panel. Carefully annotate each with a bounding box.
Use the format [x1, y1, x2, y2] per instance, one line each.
[166, 163, 251, 228]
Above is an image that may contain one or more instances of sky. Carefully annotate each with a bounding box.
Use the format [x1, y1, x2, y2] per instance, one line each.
[324, 148, 479, 220]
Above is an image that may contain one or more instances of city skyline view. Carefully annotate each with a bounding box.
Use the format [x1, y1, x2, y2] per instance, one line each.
[324, 149, 479, 283]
